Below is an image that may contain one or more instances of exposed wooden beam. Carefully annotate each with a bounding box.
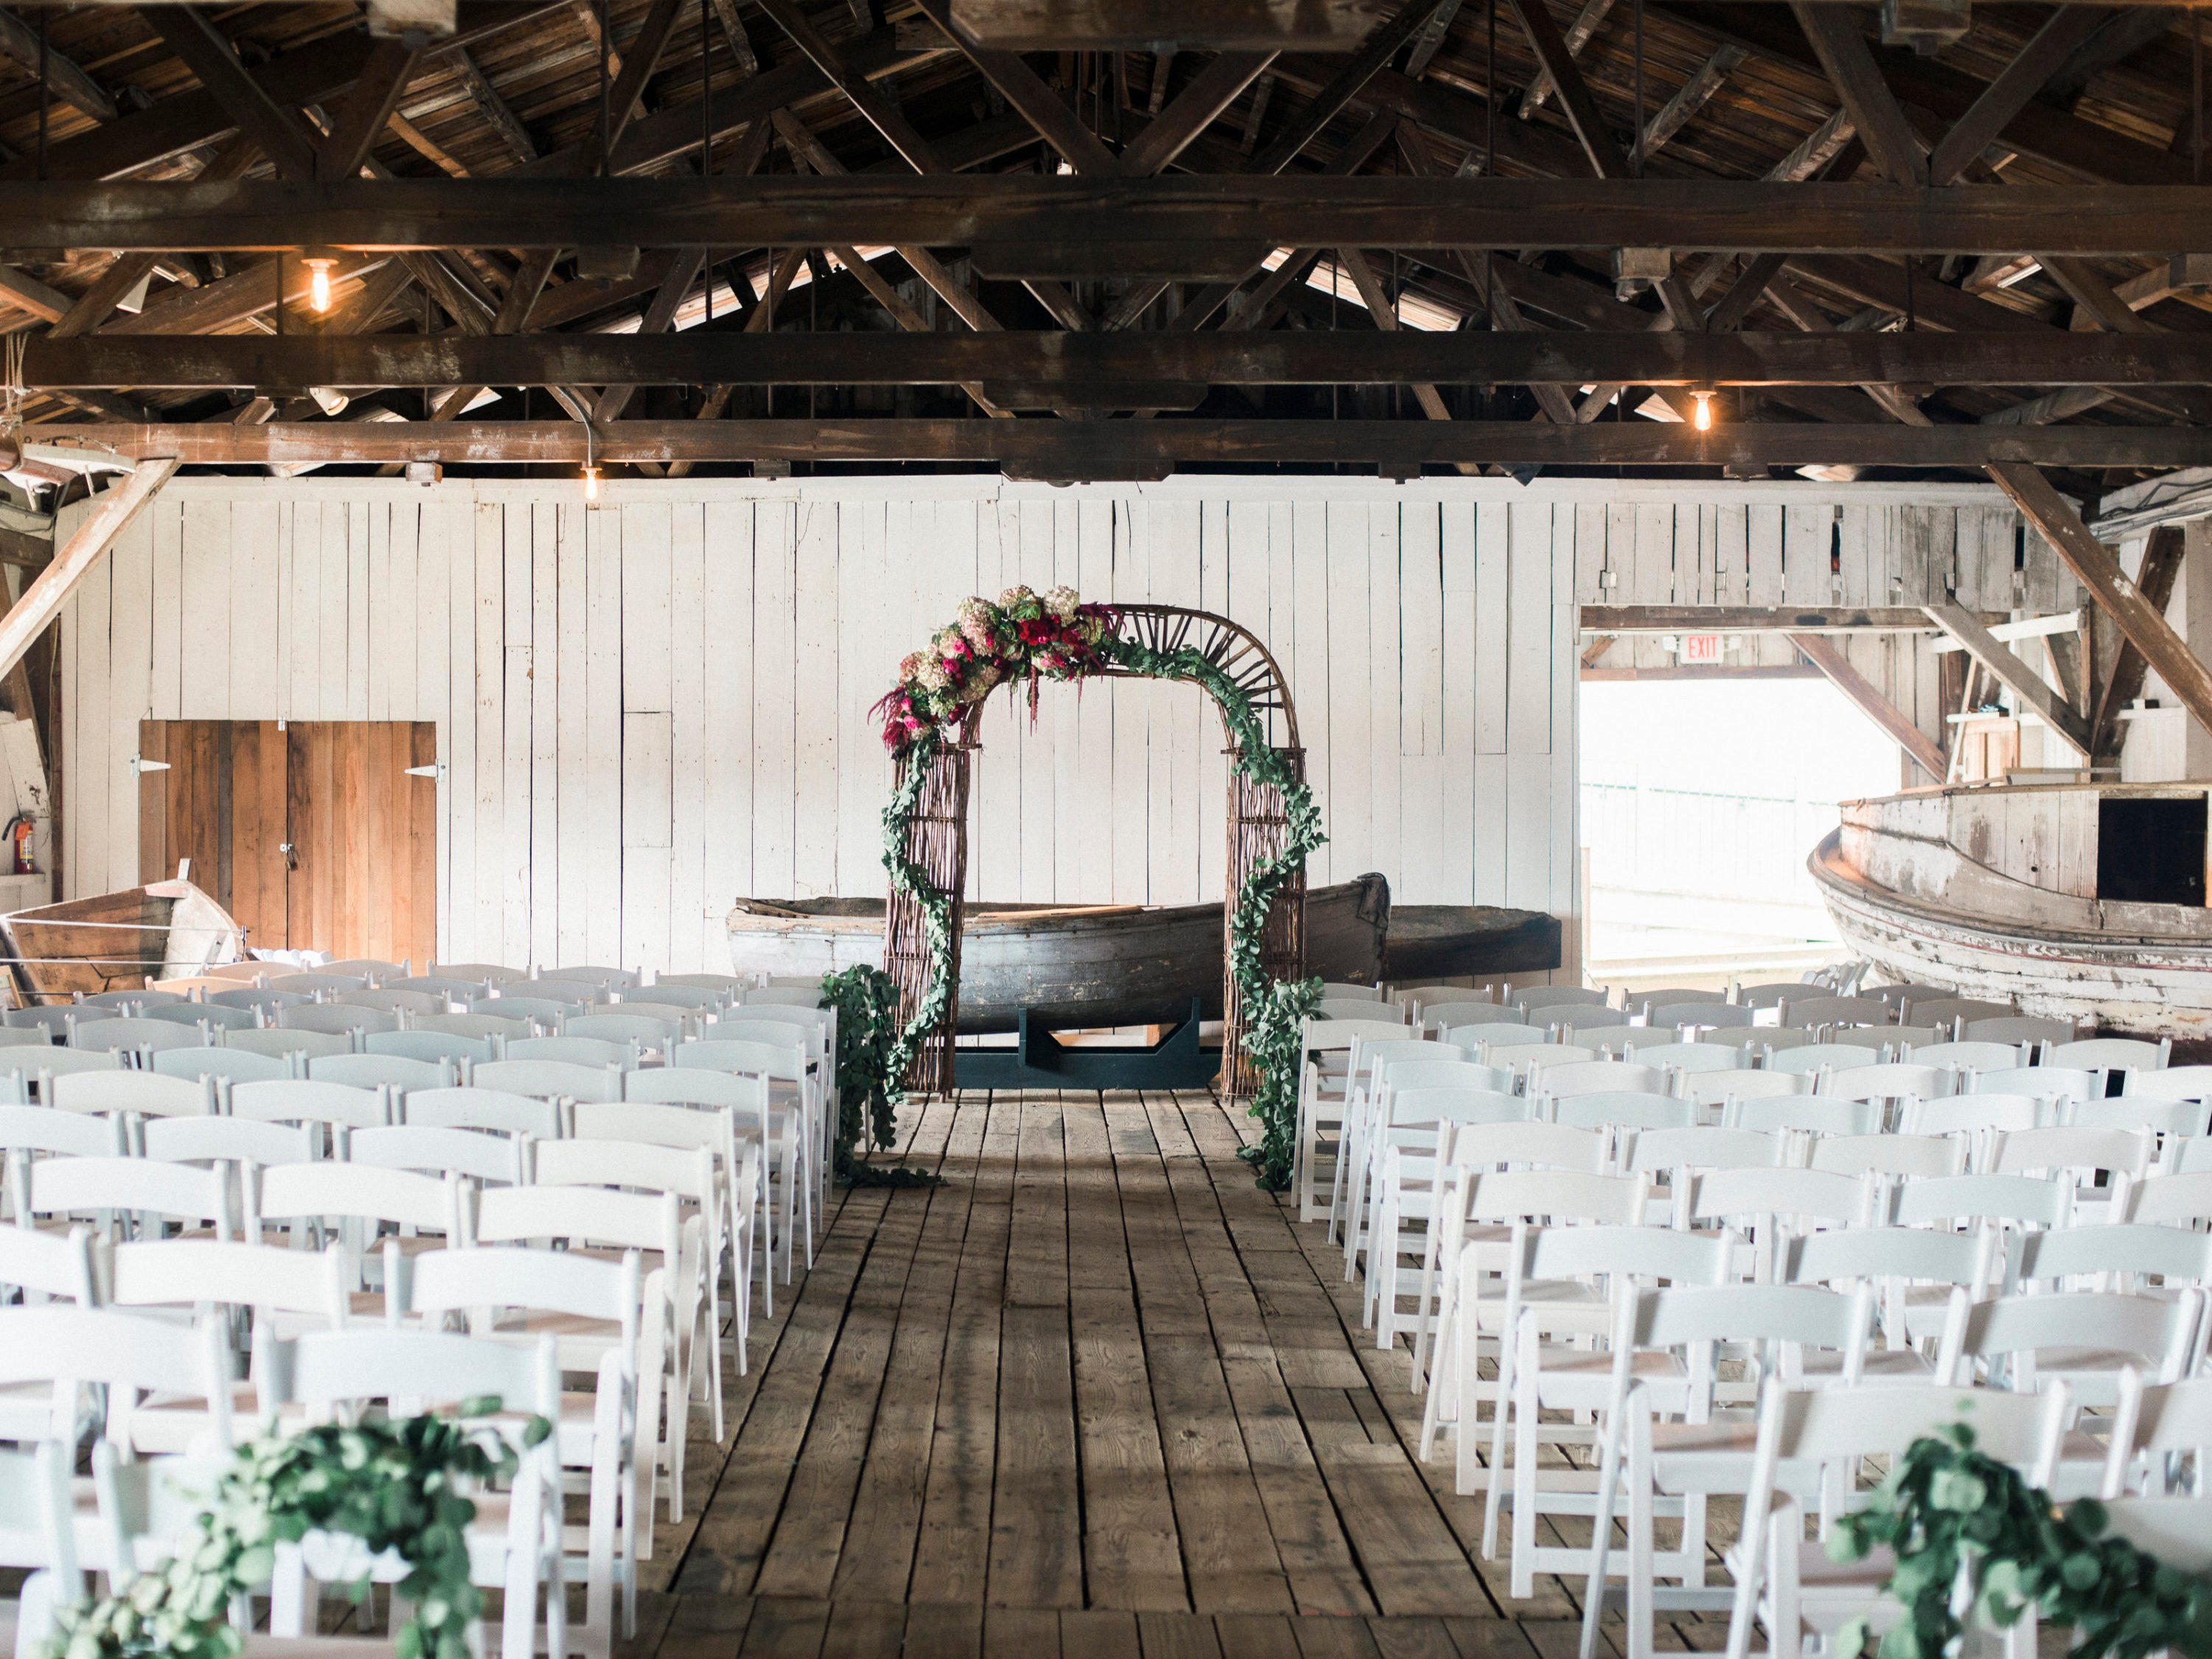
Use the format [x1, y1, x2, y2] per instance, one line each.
[2041, 253, 2157, 334]
[1335, 246, 1472, 473]
[38, 326, 2212, 392]
[1587, 605, 1970, 633]
[1523, 0, 1620, 119]
[1116, 51, 1278, 176]
[27, 419, 2212, 470]
[908, 0, 1119, 173]
[2087, 522, 2185, 753]
[0, 461, 178, 683]
[1990, 462, 2212, 750]
[1789, 1, 1927, 184]
[141, 10, 320, 184]
[1640, 43, 1747, 159]
[0, 6, 118, 122]
[1922, 600, 2093, 757]
[824, 246, 1010, 417]
[592, 248, 706, 422]
[0, 263, 69, 324]
[449, 46, 538, 163]
[754, 0, 941, 172]
[1789, 630, 1945, 777]
[1508, 0, 1632, 178]
[1925, 7, 2104, 186]
[316, 40, 425, 181]
[26, 177, 2212, 255]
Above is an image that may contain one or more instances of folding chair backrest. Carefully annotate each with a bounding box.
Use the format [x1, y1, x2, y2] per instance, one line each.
[1716, 1024, 1816, 1054]
[531, 978, 620, 1007]
[1533, 1060, 1661, 1100]
[574, 1099, 735, 1162]
[477, 1183, 678, 1258]
[2051, 1037, 2172, 1075]
[1550, 1091, 1697, 1133]
[1806, 1132, 1968, 1180]
[1783, 1225, 1992, 1293]
[50, 1070, 212, 1119]
[2123, 1171, 2212, 1225]
[0, 1101, 124, 1160]
[0, 1220, 100, 1302]
[625, 1067, 771, 1113]
[434, 962, 531, 984]
[319, 961, 402, 982]
[220, 1027, 349, 1062]
[1557, 1008, 1630, 1032]
[669, 1040, 804, 1084]
[0, 1305, 233, 1447]
[140, 1115, 319, 1169]
[1609, 1040, 1741, 1073]
[405, 1085, 562, 1139]
[152, 1046, 288, 1086]
[535, 1136, 712, 1204]
[476, 1053, 627, 1103]
[389, 975, 494, 1003]
[1778, 995, 1893, 1029]
[622, 984, 723, 1012]
[257, 1162, 462, 1234]
[1647, 1001, 1742, 1032]
[1620, 1125, 1787, 1177]
[1683, 1069, 1808, 1110]
[69, 1017, 203, 1055]
[350, 1122, 529, 1186]
[2012, 1225, 2212, 1292]
[655, 973, 746, 993]
[1767, 1043, 1882, 1077]
[1759, 1379, 2065, 1484]
[264, 973, 370, 997]
[1513, 986, 1609, 1012]
[1417, 1003, 1520, 1034]
[1817, 1062, 1947, 1104]
[1464, 1168, 1647, 1225]
[402, 1247, 638, 1347]
[0, 1026, 52, 1051]
[544, 966, 637, 990]
[1899, 996, 2017, 1028]
[1968, 1065, 2096, 1105]
[1902, 1091, 2044, 1138]
[2115, 1377, 2212, 1483]
[257, 1327, 557, 1422]
[1964, 1015, 2078, 1046]
[309, 1051, 454, 1093]
[4, 1007, 74, 1038]
[230, 1078, 388, 1130]
[467, 995, 580, 1026]
[1882, 1026, 1947, 1053]
[140, 1003, 254, 1034]
[1685, 1166, 1875, 1230]
[1727, 1096, 1880, 1136]
[2100, 1498, 2212, 1570]
[1622, 989, 1706, 1019]
[1388, 1087, 1528, 1129]
[742, 986, 825, 1009]
[207, 988, 302, 1015]
[1955, 1290, 2202, 1388]
[1, 1050, 125, 1097]
[1447, 1120, 1611, 1175]
[1318, 998, 1402, 1023]
[700, 1017, 824, 1057]
[277, 1004, 394, 1040]
[1376, 1057, 1503, 1096]
[2125, 1066, 2212, 1104]
[1986, 1124, 2154, 1181]
[1907, 1041, 2029, 1074]
[1630, 1282, 1873, 1368]
[506, 1034, 639, 1070]
[2074, 1097, 2212, 1141]
[1449, 1023, 1551, 1051]
[31, 1156, 234, 1238]
[366, 1029, 497, 1070]
[1518, 1221, 1736, 1287]
[1483, 1042, 1596, 1073]
[565, 1013, 684, 1052]
[110, 1239, 349, 1324]
[1304, 1018, 1411, 1051]
[1892, 1172, 2070, 1230]
[413, 1012, 534, 1043]
[335, 988, 445, 1016]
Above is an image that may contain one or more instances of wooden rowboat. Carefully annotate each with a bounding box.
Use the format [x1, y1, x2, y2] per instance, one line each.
[0, 879, 246, 1006]
[728, 874, 1562, 1032]
[1812, 782, 2212, 1041]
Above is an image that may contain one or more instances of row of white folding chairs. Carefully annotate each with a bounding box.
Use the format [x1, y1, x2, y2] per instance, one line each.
[0, 1301, 588, 1658]
[4, 1142, 735, 1538]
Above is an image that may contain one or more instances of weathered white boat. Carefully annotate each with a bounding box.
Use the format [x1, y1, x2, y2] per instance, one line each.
[1812, 782, 2212, 1041]
[0, 878, 245, 1006]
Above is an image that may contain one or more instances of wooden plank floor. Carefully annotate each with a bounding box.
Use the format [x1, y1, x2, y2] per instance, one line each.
[623, 1091, 1708, 1659]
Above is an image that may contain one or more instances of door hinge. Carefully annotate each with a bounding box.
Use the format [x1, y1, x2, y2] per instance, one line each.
[404, 762, 445, 779]
[129, 755, 171, 773]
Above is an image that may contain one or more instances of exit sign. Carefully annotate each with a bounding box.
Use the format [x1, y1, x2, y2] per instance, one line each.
[1680, 633, 1725, 665]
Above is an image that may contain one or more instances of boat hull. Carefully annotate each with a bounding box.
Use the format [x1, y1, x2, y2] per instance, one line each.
[0, 880, 244, 1006]
[728, 875, 1390, 1032]
[1812, 825, 2212, 1040]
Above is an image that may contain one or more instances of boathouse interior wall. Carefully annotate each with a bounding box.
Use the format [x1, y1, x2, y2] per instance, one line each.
[52, 473, 2181, 973]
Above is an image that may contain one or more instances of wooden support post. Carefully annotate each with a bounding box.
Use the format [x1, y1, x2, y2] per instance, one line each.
[2087, 522, 2185, 753]
[0, 462, 178, 684]
[1989, 462, 2212, 749]
[1921, 601, 2093, 757]
[1789, 630, 1947, 779]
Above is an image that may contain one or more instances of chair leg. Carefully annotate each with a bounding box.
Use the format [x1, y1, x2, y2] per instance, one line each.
[1627, 1408, 1658, 1659]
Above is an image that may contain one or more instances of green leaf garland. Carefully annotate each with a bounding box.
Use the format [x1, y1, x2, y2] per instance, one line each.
[875, 589, 1326, 1192]
[46, 1405, 552, 1659]
[820, 962, 938, 1187]
[1829, 1416, 2212, 1659]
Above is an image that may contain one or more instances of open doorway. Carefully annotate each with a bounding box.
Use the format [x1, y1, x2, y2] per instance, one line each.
[1579, 679, 1900, 984]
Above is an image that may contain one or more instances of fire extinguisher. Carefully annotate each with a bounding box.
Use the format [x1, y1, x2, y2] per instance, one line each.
[4, 816, 31, 875]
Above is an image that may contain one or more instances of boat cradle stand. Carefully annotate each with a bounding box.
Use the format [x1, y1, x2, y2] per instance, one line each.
[952, 998, 1222, 1093]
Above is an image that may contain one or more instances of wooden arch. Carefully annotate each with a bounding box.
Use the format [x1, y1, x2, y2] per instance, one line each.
[885, 604, 1307, 1096]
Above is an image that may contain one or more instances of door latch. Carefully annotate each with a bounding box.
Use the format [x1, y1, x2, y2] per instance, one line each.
[278, 841, 298, 872]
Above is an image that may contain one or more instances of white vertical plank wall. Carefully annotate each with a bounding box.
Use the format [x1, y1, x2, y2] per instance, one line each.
[58, 476, 2045, 974]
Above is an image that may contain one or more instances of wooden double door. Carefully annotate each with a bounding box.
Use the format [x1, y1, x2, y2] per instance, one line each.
[138, 720, 437, 965]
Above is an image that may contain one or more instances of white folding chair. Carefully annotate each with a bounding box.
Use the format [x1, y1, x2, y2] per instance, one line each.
[152, 1046, 289, 1089]
[1780, 1226, 1991, 1375]
[29, 1155, 237, 1243]
[475, 1058, 625, 1109]
[230, 1077, 390, 1134]
[1765, 1043, 1881, 1078]
[369, 1028, 497, 1071]
[309, 1051, 456, 1095]
[507, 1035, 642, 1071]
[627, 1067, 799, 1296]
[352, 1122, 531, 1186]
[407, 1084, 565, 1139]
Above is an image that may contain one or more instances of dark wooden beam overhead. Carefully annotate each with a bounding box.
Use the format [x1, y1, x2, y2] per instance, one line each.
[1789, 2, 1927, 184]
[27, 419, 2212, 470]
[0, 7, 119, 122]
[31, 327, 2212, 391]
[141, 8, 321, 183]
[908, 0, 1122, 173]
[1924, 6, 2104, 187]
[1508, 0, 1633, 178]
[14, 177, 2212, 254]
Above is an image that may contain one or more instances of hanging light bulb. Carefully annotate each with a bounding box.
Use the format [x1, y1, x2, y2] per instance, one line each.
[303, 254, 335, 313]
[1691, 389, 1716, 431]
[582, 464, 600, 502]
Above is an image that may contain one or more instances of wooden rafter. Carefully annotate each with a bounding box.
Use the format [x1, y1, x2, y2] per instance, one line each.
[1921, 602, 2093, 758]
[0, 462, 179, 683]
[1789, 632, 1946, 779]
[2086, 524, 2185, 755]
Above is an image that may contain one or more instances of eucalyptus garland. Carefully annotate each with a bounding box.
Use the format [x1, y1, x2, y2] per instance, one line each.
[875, 586, 1326, 1192]
[819, 962, 939, 1187]
[1830, 1416, 2212, 1659]
[45, 1403, 552, 1659]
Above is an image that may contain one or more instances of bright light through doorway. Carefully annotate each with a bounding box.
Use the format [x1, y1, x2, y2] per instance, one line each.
[1579, 678, 1903, 985]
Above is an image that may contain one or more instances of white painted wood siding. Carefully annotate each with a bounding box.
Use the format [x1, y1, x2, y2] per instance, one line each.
[58, 476, 2033, 975]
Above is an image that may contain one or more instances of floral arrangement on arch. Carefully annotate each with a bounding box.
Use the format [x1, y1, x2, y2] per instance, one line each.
[876, 585, 1119, 755]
